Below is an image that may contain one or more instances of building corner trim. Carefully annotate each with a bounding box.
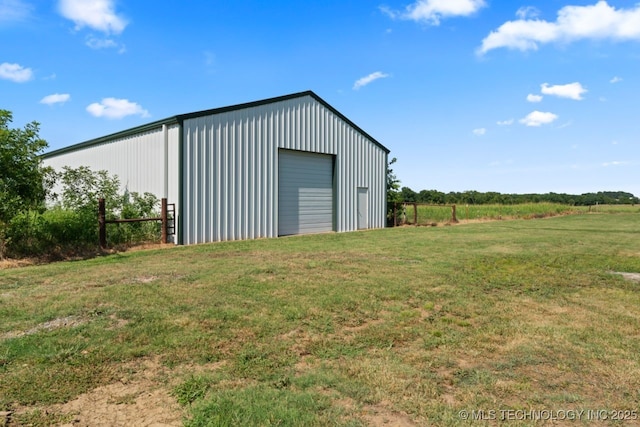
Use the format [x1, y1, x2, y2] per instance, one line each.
[177, 119, 185, 245]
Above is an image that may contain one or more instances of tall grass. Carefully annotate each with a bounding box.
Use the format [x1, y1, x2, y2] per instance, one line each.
[587, 204, 640, 214]
[397, 202, 588, 225]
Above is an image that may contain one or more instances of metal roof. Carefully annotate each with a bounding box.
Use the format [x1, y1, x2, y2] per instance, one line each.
[43, 90, 389, 158]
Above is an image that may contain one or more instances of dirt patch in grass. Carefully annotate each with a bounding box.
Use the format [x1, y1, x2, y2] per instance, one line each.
[361, 402, 418, 426]
[1, 316, 88, 341]
[9, 358, 183, 427]
[334, 396, 419, 426]
[611, 271, 640, 282]
[1, 313, 130, 341]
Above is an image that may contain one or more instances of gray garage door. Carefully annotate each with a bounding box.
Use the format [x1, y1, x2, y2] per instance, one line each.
[278, 150, 334, 236]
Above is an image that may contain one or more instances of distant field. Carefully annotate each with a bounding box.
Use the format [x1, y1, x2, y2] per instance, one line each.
[1, 212, 640, 425]
[586, 204, 640, 213]
[396, 203, 640, 225]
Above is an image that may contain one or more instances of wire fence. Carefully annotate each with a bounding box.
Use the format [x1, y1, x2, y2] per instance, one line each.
[98, 198, 175, 248]
[390, 202, 593, 226]
[390, 203, 457, 226]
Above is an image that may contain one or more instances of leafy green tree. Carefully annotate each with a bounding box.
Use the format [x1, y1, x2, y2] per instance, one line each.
[386, 157, 402, 225]
[56, 166, 121, 212]
[0, 110, 49, 222]
[121, 190, 159, 219]
[400, 186, 417, 202]
[417, 189, 445, 204]
[0, 110, 50, 257]
[387, 157, 401, 204]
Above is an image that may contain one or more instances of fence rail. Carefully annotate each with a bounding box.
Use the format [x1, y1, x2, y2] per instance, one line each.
[391, 202, 458, 227]
[98, 198, 175, 248]
[390, 202, 604, 227]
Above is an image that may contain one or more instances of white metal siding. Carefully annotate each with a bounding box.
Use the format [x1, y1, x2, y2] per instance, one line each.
[43, 124, 181, 225]
[182, 111, 277, 244]
[278, 150, 333, 236]
[182, 95, 386, 245]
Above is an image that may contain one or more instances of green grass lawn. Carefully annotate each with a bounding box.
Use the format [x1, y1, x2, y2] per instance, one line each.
[1, 212, 640, 425]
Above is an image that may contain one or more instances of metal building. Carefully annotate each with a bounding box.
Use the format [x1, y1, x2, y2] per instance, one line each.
[43, 91, 390, 245]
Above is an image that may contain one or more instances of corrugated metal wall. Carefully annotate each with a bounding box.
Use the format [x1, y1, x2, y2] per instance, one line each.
[182, 95, 387, 245]
[43, 124, 181, 214]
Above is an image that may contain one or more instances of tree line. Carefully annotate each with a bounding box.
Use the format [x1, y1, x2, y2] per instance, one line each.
[397, 187, 639, 206]
[387, 158, 638, 207]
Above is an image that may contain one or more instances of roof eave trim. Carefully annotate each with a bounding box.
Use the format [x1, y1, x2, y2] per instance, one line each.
[42, 116, 180, 159]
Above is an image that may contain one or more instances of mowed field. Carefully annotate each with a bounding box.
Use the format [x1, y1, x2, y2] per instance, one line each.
[1, 211, 640, 426]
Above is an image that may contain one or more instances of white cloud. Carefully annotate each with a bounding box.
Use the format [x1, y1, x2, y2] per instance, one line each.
[519, 110, 558, 127]
[379, 6, 396, 19]
[85, 35, 126, 52]
[541, 82, 587, 100]
[0, 0, 32, 23]
[382, 0, 486, 25]
[473, 128, 486, 135]
[58, 0, 127, 34]
[527, 93, 543, 103]
[86, 36, 116, 49]
[40, 93, 70, 105]
[497, 119, 514, 126]
[478, 1, 640, 55]
[0, 62, 33, 82]
[353, 71, 390, 90]
[516, 6, 540, 20]
[603, 160, 629, 167]
[86, 98, 150, 119]
[610, 76, 622, 83]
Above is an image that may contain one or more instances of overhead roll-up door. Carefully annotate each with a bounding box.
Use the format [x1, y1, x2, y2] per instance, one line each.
[278, 150, 334, 236]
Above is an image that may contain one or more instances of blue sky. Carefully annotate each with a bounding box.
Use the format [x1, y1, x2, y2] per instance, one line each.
[1, 0, 639, 196]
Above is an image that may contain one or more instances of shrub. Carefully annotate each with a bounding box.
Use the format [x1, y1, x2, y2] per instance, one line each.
[5, 208, 97, 258]
[4, 167, 162, 258]
[107, 191, 161, 246]
[5, 211, 48, 257]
